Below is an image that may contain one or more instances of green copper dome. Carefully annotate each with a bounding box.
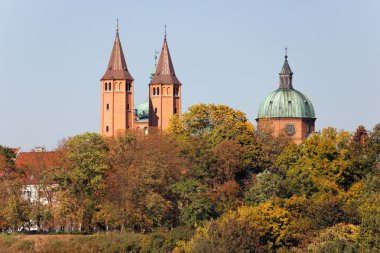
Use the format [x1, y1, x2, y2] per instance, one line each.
[257, 53, 316, 119]
[135, 98, 149, 122]
[257, 88, 315, 118]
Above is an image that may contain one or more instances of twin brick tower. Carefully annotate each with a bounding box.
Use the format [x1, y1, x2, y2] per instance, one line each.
[100, 25, 181, 136]
[100, 25, 316, 143]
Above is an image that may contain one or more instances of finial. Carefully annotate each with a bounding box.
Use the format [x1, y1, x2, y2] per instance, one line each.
[116, 18, 119, 34]
[285, 47, 288, 59]
[164, 24, 167, 38]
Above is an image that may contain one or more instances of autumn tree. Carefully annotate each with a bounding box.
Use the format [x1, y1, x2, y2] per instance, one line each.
[276, 127, 351, 189]
[256, 123, 292, 166]
[0, 145, 18, 179]
[106, 132, 186, 231]
[169, 103, 265, 171]
[0, 146, 30, 232]
[176, 203, 294, 253]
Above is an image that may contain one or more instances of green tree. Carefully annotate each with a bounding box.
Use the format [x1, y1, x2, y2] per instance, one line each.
[244, 171, 284, 206]
[57, 132, 108, 232]
[4, 181, 30, 232]
[358, 193, 380, 252]
[172, 180, 215, 226]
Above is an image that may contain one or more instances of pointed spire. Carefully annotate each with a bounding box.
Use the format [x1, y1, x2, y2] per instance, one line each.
[151, 28, 181, 85]
[279, 48, 293, 89]
[101, 22, 134, 81]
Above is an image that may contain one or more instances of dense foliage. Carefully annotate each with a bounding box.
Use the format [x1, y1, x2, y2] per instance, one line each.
[1, 104, 379, 252]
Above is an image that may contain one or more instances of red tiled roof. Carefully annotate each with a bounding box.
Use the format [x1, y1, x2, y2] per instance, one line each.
[15, 151, 60, 185]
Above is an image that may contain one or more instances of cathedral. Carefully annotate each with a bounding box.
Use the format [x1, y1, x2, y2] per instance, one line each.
[256, 51, 316, 144]
[99, 24, 315, 143]
[100, 25, 181, 136]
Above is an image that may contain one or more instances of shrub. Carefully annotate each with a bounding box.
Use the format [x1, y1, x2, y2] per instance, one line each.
[12, 239, 35, 251]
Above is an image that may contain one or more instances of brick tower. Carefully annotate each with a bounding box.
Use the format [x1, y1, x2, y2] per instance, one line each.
[100, 24, 134, 136]
[149, 30, 182, 130]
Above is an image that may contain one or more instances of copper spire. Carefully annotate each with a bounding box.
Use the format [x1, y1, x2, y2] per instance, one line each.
[101, 23, 134, 81]
[279, 48, 293, 89]
[150, 29, 181, 85]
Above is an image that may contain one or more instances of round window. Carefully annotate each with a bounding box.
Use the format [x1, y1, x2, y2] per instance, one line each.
[284, 124, 296, 136]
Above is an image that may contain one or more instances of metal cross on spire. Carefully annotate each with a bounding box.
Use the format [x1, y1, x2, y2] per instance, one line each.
[164, 24, 167, 38]
[116, 18, 119, 33]
[285, 47, 288, 58]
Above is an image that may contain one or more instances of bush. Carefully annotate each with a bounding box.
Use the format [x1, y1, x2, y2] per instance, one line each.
[12, 239, 35, 251]
[306, 223, 359, 253]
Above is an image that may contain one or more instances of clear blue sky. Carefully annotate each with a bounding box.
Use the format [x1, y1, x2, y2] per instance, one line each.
[1, 0, 379, 150]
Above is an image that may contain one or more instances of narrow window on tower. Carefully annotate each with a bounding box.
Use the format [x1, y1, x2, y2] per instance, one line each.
[106, 126, 109, 132]
[155, 108, 157, 113]
[106, 104, 109, 110]
[108, 83, 111, 90]
[104, 83, 107, 91]
[127, 104, 130, 111]
[157, 87, 160, 95]
[174, 107, 177, 114]
[153, 87, 156, 95]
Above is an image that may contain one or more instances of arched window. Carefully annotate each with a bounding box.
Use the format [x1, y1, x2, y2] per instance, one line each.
[118, 83, 121, 90]
[153, 87, 156, 95]
[106, 104, 109, 110]
[154, 108, 157, 113]
[106, 126, 109, 132]
[108, 83, 111, 90]
[168, 87, 171, 95]
[104, 83, 107, 91]
[157, 87, 160, 95]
